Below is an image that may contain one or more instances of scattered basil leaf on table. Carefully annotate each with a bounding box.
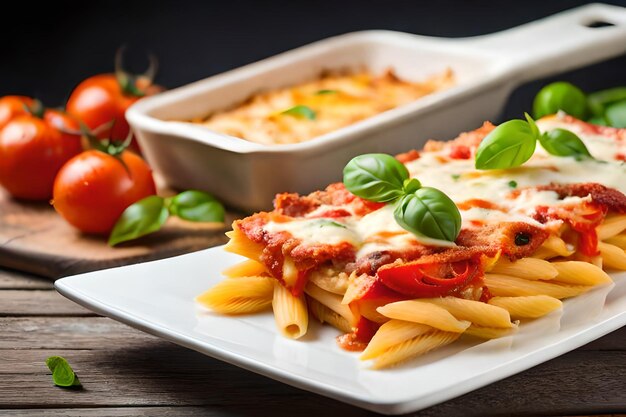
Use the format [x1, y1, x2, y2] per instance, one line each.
[169, 190, 225, 222]
[108, 190, 225, 246]
[281, 105, 316, 120]
[343, 153, 461, 242]
[108, 195, 169, 246]
[393, 188, 462, 242]
[343, 153, 410, 202]
[539, 128, 592, 158]
[532, 81, 587, 119]
[46, 356, 81, 388]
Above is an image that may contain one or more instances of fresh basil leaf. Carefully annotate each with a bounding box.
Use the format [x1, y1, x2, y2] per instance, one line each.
[393, 187, 461, 242]
[108, 196, 169, 246]
[588, 87, 626, 117]
[316, 219, 346, 228]
[532, 81, 587, 119]
[605, 100, 626, 128]
[475, 119, 537, 170]
[281, 105, 316, 120]
[539, 128, 592, 158]
[169, 190, 225, 223]
[315, 89, 338, 95]
[46, 356, 81, 388]
[343, 153, 409, 202]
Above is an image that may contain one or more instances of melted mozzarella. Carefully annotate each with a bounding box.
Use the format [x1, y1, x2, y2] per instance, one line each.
[264, 116, 626, 256]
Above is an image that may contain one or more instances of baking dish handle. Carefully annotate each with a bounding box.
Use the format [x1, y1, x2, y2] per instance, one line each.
[467, 3, 626, 82]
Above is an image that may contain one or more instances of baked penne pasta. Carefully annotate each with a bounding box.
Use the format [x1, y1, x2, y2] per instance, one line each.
[198, 114, 626, 370]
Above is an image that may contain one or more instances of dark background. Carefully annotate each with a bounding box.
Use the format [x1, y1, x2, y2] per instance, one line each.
[1, 0, 625, 122]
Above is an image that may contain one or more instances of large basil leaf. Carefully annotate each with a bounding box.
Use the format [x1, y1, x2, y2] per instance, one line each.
[475, 119, 537, 170]
[393, 187, 461, 242]
[343, 153, 409, 202]
[539, 128, 592, 158]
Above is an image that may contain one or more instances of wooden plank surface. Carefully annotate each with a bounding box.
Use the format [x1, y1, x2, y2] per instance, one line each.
[0, 267, 625, 416]
[0, 189, 235, 279]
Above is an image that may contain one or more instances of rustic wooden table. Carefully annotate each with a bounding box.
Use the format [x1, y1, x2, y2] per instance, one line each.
[0, 267, 625, 416]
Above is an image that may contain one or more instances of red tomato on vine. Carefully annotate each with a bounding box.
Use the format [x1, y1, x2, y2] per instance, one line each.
[52, 129, 157, 235]
[0, 100, 83, 200]
[65, 49, 162, 153]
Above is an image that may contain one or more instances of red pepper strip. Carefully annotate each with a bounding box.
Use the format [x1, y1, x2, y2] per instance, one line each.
[377, 258, 481, 298]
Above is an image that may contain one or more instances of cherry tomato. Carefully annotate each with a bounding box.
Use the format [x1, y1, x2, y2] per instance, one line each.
[377, 257, 481, 298]
[52, 150, 156, 234]
[66, 72, 161, 153]
[0, 108, 82, 200]
[0, 96, 33, 130]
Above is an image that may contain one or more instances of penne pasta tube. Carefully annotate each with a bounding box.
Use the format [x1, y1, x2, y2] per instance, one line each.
[272, 282, 308, 339]
[224, 226, 264, 261]
[360, 320, 433, 360]
[488, 295, 562, 319]
[597, 214, 626, 240]
[305, 282, 358, 325]
[484, 273, 592, 299]
[489, 258, 558, 280]
[463, 324, 518, 339]
[551, 261, 613, 285]
[307, 298, 352, 333]
[196, 276, 273, 314]
[605, 233, 626, 249]
[424, 297, 513, 328]
[370, 331, 460, 369]
[598, 241, 626, 270]
[540, 235, 575, 257]
[221, 259, 267, 278]
[377, 300, 471, 333]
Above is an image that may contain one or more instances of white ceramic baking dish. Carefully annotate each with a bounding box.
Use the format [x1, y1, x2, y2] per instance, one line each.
[127, 3, 626, 212]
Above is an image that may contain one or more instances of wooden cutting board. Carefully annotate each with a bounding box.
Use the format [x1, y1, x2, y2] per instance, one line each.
[0, 189, 240, 279]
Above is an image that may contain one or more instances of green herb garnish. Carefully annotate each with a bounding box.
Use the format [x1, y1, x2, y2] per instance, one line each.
[343, 154, 461, 242]
[315, 89, 338, 95]
[281, 105, 316, 120]
[475, 113, 592, 170]
[508, 180, 518, 188]
[109, 190, 225, 246]
[46, 356, 81, 388]
[451, 174, 461, 181]
[538, 128, 592, 159]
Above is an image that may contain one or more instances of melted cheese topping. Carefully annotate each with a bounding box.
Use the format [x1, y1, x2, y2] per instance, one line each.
[190, 69, 454, 145]
[263, 115, 626, 257]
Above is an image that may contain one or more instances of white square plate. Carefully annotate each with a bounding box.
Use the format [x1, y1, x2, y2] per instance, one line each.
[55, 246, 626, 415]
